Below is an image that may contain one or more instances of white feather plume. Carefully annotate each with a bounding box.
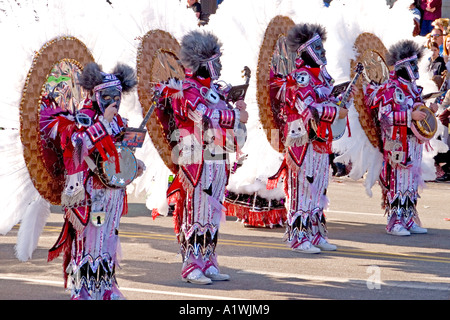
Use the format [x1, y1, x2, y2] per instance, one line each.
[15, 196, 51, 262]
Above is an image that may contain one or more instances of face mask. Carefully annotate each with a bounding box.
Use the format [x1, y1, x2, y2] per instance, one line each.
[200, 52, 222, 80]
[394, 56, 419, 81]
[97, 86, 122, 112]
[298, 34, 327, 66]
[306, 38, 327, 66]
[204, 58, 222, 80]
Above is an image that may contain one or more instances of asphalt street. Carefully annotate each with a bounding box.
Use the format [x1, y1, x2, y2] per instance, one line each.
[1, 177, 449, 303]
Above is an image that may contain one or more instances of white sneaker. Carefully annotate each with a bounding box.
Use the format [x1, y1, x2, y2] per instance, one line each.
[204, 266, 230, 281]
[387, 224, 410, 236]
[182, 268, 212, 285]
[315, 238, 337, 251]
[292, 241, 321, 254]
[409, 223, 427, 234]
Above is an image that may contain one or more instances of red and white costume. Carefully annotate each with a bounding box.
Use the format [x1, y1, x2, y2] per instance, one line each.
[268, 59, 341, 251]
[44, 98, 128, 300]
[159, 72, 242, 281]
[365, 72, 426, 233]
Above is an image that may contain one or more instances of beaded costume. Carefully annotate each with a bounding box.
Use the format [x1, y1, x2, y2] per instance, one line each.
[46, 63, 141, 299]
[157, 30, 246, 284]
[268, 24, 345, 253]
[364, 40, 430, 235]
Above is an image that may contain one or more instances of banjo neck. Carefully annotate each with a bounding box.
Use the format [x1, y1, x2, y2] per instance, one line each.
[339, 62, 364, 108]
[139, 91, 160, 130]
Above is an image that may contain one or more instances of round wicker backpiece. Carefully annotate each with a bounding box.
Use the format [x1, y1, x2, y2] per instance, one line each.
[136, 29, 184, 174]
[351, 32, 391, 151]
[256, 15, 295, 153]
[20, 37, 94, 205]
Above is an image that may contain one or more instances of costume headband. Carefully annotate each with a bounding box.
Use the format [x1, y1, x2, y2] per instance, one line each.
[93, 79, 123, 93]
[394, 55, 417, 67]
[200, 52, 222, 63]
[394, 55, 419, 81]
[297, 34, 321, 53]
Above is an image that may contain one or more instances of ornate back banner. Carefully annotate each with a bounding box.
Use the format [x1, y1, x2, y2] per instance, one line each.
[20, 37, 94, 204]
[136, 30, 184, 173]
[351, 32, 390, 151]
[256, 15, 295, 153]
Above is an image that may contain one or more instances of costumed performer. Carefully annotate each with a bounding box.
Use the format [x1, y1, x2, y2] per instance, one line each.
[161, 30, 248, 284]
[46, 62, 145, 299]
[267, 23, 353, 254]
[364, 40, 437, 236]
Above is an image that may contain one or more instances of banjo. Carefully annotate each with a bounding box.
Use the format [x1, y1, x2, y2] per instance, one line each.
[89, 94, 159, 188]
[411, 103, 438, 141]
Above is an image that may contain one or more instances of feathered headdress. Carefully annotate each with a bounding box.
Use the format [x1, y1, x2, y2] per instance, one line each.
[286, 23, 327, 53]
[386, 40, 424, 66]
[179, 30, 222, 73]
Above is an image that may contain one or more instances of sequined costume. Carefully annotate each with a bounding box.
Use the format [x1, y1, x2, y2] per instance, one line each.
[267, 24, 345, 253]
[365, 72, 427, 234]
[162, 72, 243, 283]
[364, 40, 430, 236]
[268, 60, 340, 252]
[158, 30, 246, 283]
[46, 63, 140, 299]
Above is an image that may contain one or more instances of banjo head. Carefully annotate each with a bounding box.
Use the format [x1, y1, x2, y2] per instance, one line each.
[412, 104, 438, 141]
[98, 146, 138, 188]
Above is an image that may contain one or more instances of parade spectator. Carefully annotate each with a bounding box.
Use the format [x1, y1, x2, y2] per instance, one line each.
[434, 90, 450, 181]
[443, 34, 450, 63]
[420, 0, 442, 36]
[410, 2, 422, 36]
[187, 0, 210, 26]
[432, 17, 449, 35]
[429, 27, 444, 55]
[428, 41, 446, 89]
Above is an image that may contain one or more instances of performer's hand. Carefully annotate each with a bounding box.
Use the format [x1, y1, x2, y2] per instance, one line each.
[136, 159, 146, 178]
[429, 102, 439, 113]
[338, 107, 349, 119]
[104, 103, 118, 123]
[239, 109, 249, 124]
[235, 100, 247, 111]
[412, 110, 426, 121]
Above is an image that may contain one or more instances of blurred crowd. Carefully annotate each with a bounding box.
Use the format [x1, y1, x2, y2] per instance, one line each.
[409, 0, 450, 182]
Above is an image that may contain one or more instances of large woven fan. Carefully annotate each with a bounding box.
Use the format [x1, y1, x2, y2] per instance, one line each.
[256, 15, 295, 153]
[350, 32, 391, 152]
[20, 37, 95, 205]
[136, 29, 184, 174]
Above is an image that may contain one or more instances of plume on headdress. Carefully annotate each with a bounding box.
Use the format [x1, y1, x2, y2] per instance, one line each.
[386, 40, 424, 66]
[179, 30, 222, 73]
[78, 62, 104, 91]
[286, 23, 327, 53]
[112, 63, 137, 93]
[78, 62, 137, 93]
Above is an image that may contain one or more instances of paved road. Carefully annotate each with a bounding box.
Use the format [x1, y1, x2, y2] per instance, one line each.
[1, 177, 450, 303]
